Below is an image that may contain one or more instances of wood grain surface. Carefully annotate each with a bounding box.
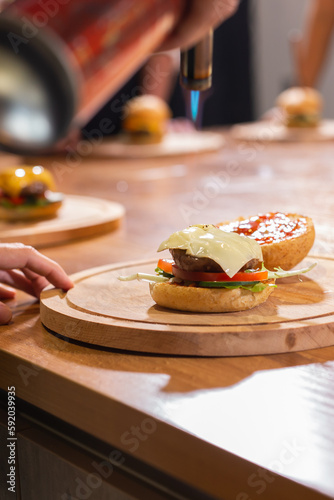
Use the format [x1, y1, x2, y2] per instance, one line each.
[40, 255, 334, 356]
[1, 134, 334, 499]
[0, 195, 125, 247]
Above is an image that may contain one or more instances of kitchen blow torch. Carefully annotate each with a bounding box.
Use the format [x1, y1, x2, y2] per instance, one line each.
[179, 29, 213, 125]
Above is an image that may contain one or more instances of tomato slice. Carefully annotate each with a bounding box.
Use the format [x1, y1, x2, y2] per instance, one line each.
[157, 258, 268, 281]
[171, 265, 268, 282]
[10, 196, 25, 205]
[157, 258, 174, 274]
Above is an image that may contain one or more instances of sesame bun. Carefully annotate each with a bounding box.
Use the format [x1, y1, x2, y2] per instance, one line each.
[122, 95, 172, 144]
[150, 280, 275, 313]
[276, 87, 323, 127]
[218, 213, 315, 271]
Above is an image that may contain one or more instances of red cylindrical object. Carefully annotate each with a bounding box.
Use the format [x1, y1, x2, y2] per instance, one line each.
[0, 0, 185, 153]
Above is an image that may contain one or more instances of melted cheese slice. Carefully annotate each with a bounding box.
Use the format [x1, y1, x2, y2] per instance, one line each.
[0, 165, 55, 197]
[157, 225, 263, 278]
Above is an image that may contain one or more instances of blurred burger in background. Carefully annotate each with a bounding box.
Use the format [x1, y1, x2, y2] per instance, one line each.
[121, 95, 172, 144]
[0, 165, 63, 221]
[276, 86, 323, 128]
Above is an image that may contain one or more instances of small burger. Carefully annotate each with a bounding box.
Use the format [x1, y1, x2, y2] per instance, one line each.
[276, 87, 323, 128]
[119, 224, 315, 313]
[122, 95, 172, 144]
[0, 165, 63, 221]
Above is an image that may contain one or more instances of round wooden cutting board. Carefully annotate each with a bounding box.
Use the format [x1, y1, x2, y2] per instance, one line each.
[231, 119, 334, 142]
[0, 195, 125, 248]
[40, 255, 334, 356]
[93, 131, 224, 158]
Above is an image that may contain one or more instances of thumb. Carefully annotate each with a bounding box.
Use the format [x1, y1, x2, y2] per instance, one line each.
[0, 302, 13, 324]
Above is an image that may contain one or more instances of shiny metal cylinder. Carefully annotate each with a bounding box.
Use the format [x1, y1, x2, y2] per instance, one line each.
[180, 29, 213, 91]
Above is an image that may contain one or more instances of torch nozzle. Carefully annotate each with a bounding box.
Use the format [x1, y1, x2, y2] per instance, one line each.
[180, 29, 213, 91]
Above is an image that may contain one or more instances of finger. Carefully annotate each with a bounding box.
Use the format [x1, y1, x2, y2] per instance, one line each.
[0, 268, 63, 298]
[21, 267, 47, 283]
[0, 268, 53, 298]
[21, 268, 51, 297]
[0, 284, 16, 300]
[0, 301, 12, 325]
[0, 244, 73, 291]
[160, 0, 238, 51]
[2, 269, 39, 297]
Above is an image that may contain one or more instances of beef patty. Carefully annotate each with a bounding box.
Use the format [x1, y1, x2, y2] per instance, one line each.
[170, 249, 260, 273]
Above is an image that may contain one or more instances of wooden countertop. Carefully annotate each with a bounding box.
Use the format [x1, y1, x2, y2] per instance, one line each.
[1, 131, 334, 499]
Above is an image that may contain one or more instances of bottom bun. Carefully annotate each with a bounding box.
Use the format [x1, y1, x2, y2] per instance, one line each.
[125, 132, 163, 144]
[150, 280, 275, 313]
[0, 200, 62, 221]
[285, 115, 320, 128]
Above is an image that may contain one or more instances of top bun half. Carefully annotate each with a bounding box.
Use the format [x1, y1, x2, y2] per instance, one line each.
[123, 95, 171, 125]
[276, 87, 323, 115]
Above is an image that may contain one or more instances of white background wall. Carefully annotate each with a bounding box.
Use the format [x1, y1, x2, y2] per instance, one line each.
[252, 0, 334, 119]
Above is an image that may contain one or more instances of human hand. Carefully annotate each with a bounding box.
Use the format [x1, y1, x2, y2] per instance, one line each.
[159, 0, 239, 51]
[0, 243, 73, 324]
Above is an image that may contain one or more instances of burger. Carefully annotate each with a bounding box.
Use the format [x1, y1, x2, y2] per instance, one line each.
[276, 87, 323, 128]
[0, 165, 63, 221]
[119, 224, 315, 313]
[121, 95, 172, 144]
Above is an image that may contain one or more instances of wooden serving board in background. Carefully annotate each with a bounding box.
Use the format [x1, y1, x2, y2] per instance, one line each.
[0, 195, 125, 248]
[40, 255, 334, 356]
[231, 119, 334, 142]
[93, 131, 225, 158]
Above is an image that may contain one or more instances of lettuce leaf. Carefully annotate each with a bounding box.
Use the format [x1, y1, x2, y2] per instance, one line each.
[155, 267, 173, 278]
[118, 272, 169, 284]
[266, 262, 317, 280]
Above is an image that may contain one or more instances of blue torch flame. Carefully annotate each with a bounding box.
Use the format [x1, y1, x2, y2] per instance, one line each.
[190, 90, 200, 123]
